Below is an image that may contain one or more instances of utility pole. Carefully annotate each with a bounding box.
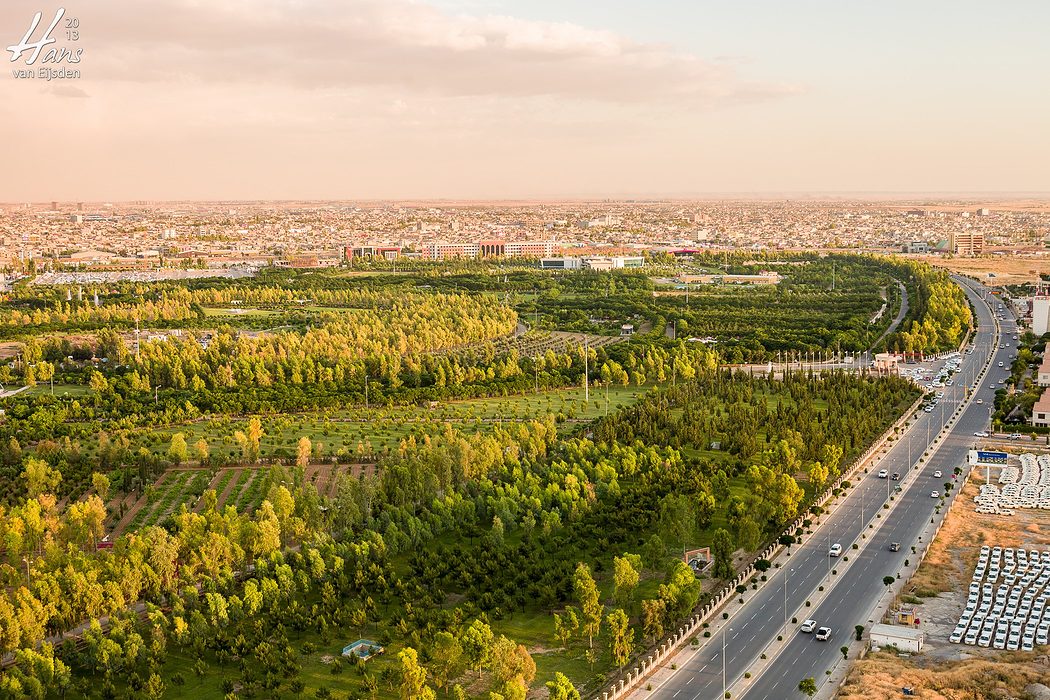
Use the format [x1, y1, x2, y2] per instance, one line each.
[365, 373, 369, 409]
[584, 337, 589, 403]
[722, 627, 732, 700]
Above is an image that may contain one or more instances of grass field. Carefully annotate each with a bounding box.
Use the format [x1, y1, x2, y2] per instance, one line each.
[98, 385, 652, 463]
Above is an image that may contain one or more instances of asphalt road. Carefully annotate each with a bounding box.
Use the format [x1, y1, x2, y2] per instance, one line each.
[644, 278, 1011, 700]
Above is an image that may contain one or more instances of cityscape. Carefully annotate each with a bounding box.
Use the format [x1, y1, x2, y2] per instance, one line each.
[2, 2, 1050, 700]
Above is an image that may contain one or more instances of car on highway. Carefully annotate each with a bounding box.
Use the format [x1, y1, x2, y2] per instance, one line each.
[933, 470, 942, 478]
[931, 490, 940, 498]
[799, 619, 817, 633]
[878, 469, 888, 478]
[892, 472, 900, 480]
[974, 431, 989, 437]
[815, 627, 832, 641]
[998, 362, 1004, 367]
[889, 542, 901, 552]
[976, 399, 984, 405]
[829, 543, 842, 557]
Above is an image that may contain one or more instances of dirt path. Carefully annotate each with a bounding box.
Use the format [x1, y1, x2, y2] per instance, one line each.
[216, 468, 243, 508]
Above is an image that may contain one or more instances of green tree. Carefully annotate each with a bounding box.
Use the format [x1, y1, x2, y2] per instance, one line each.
[462, 619, 494, 679]
[545, 673, 580, 700]
[798, 677, 817, 696]
[429, 632, 462, 691]
[168, 433, 188, 465]
[574, 564, 602, 649]
[711, 528, 735, 580]
[606, 609, 634, 669]
[612, 556, 640, 609]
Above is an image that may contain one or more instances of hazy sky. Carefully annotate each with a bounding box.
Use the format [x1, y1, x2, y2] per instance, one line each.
[2, 0, 1048, 201]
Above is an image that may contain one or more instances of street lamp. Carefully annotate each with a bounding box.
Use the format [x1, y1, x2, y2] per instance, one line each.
[783, 568, 793, 636]
[722, 627, 733, 699]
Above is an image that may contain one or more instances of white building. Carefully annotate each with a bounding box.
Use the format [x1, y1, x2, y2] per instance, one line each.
[869, 623, 924, 653]
[1039, 355, 1050, 387]
[1033, 295, 1050, 336]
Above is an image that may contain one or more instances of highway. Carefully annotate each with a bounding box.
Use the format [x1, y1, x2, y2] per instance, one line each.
[641, 278, 1013, 700]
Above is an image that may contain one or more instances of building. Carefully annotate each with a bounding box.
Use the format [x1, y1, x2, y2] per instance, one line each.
[1032, 391, 1050, 427]
[1039, 354, 1050, 387]
[421, 240, 556, 260]
[950, 231, 985, 256]
[540, 257, 583, 270]
[1034, 294, 1050, 336]
[976, 208, 992, 216]
[869, 623, 924, 653]
[539, 256, 643, 271]
[678, 271, 781, 285]
[345, 245, 402, 261]
[620, 324, 635, 336]
[421, 242, 480, 259]
[901, 241, 929, 254]
[873, 352, 900, 375]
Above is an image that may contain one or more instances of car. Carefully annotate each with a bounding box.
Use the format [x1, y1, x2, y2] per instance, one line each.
[829, 543, 842, 557]
[892, 472, 901, 480]
[878, 469, 888, 479]
[998, 362, 1004, 367]
[889, 542, 901, 552]
[800, 619, 817, 633]
[815, 627, 832, 641]
[933, 470, 942, 478]
[976, 399, 984, 405]
[1009, 433, 1022, 440]
[974, 431, 989, 437]
[931, 490, 940, 498]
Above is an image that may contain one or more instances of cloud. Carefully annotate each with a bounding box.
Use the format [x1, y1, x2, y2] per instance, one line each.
[0, 0, 795, 104]
[47, 85, 90, 98]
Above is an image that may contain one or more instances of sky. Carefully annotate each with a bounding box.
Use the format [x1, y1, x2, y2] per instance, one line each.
[1, 0, 1048, 201]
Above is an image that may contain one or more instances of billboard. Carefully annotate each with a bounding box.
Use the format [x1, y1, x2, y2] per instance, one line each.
[968, 450, 1008, 465]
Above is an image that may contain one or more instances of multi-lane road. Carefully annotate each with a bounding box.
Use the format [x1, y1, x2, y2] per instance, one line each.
[642, 278, 1014, 700]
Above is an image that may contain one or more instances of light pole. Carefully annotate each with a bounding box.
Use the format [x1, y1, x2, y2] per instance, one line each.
[722, 627, 733, 699]
[783, 569, 793, 636]
[364, 373, 369, 409]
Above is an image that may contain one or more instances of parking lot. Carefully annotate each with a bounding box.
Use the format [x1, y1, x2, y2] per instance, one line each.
[949, 545, 1050, 651]
[975, 453, 1050, 515]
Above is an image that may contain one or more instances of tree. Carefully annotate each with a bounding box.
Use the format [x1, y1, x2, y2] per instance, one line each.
[643, 534, 666, 571]
[882, 576, 895, 587]
[553, 608, 579, 648]
[573, 564, 602, 649]
[168, 433, 188, 465]
[641, 599, 665, 642]
[612, 556, 640, 609]
[296, 437, 312, 468]
[798, 677, 817, 696]
[736, 517, 762, 553]
[839, 645, 849, 660]
[711, 528, 735, 580]
[854, 625, 864, 641]
[23, 458, 61, 499]
[545, 673, 580, 700]
[461, 619, 494, 679]
[194, 439, 210, 465]
[490, 636, 535, 689]
[606, 609, 634, 669]
[429, 632, 462, 691]
[90, 472, 110, 501]
[398, 648, 431, 700]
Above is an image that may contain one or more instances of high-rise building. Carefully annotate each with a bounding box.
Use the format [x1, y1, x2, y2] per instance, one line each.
[949, 231, 984, 256]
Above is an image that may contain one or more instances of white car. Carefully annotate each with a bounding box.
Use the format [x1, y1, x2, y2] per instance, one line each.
[931, 490, 940, 498]
[815, 627, 832, 641]
[878, 469, 888, 479]
[976, 399, 984, 405]
[974, 431, 989, 437]
[829, 543, 842, 557]
[933, 470, 942, 478]
[800, 619, 817, 633]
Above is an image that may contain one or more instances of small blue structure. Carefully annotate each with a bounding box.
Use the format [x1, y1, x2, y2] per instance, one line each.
[342, 639, 384, 660]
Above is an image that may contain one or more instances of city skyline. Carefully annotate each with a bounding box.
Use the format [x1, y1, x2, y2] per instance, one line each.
[2, 0, 1049, 201]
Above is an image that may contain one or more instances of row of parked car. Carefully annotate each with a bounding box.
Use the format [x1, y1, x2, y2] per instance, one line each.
[949, 546, 1050, 651]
